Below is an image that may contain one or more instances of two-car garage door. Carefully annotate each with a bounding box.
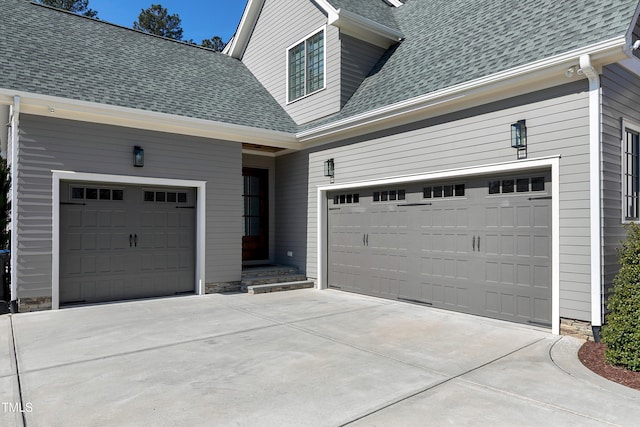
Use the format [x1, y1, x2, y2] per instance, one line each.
[59, 181, 196, 305]
[328, 172, 552, 327]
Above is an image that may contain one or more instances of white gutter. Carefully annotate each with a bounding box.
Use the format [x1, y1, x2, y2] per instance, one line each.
[9, 96, 19, 308]
[580, 54, 603, 329]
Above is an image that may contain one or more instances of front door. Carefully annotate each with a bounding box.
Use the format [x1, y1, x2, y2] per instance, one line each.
[242, 168, 269, 261]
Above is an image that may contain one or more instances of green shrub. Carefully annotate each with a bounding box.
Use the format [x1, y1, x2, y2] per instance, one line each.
[601, 222, 640, 371]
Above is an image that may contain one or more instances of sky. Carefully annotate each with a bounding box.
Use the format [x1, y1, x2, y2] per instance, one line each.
[88, 1, 248, 44]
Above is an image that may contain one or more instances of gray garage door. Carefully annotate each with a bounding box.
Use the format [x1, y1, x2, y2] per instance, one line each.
[328, 172, 551, 327]
[60, 182, 196, 305]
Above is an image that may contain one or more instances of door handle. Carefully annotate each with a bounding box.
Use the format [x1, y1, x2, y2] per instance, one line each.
[477, 236, 480, 252]
[129, 234, 133, 247]
[134, 234, 138, 247]
[472, 235, 476, 251]
[363, 234, 366, 246]
[366, 234, 369, 246]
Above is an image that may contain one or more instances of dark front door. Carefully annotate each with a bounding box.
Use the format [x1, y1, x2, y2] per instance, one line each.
[243, 168, 269, 261]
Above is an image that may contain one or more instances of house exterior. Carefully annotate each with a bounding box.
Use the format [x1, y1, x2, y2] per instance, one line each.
[2, 0, 640, 338]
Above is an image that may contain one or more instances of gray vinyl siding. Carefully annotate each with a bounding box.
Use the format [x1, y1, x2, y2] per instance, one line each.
[274, 152, 309, 270]
[340, 34, 386, 108]
[601, 63, 640, 308]
[275, 80, 595, 321]
[241, 0, 341, 125]
[243, 153, 276, 263]
[16, 114, 241, 300]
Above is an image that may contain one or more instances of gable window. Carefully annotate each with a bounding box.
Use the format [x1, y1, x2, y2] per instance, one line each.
[623, 121, 640, 221]
[287, 28, 325, 102]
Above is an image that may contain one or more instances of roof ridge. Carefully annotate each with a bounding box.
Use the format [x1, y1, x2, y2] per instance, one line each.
[30, 1, 223, 53]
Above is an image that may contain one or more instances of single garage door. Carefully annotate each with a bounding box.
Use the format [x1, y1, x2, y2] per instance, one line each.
[60, 182, 196, 305]
[328, 171, 551, 327]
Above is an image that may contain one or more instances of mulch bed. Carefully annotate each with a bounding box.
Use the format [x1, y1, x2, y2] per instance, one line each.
[578, 341, 640, 391]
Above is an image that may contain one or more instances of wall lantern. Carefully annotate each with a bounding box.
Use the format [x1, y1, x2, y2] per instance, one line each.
[511, 120, 527, 148]
[511, 120, 527, 159]
[324, 158, 334, 178]
[133, 146, 144, 167]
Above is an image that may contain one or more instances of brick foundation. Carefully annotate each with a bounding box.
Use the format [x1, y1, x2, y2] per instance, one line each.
[205, 281, 242, 294]
[560, 318, 594, 341]
[19, 297, 52, 312]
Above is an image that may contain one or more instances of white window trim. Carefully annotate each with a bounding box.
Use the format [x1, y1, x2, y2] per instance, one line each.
[621, 118, 640, 224]
[317, 156, 561, 335]
[51, 170, 207, 310]
[285, 26, 327, 104]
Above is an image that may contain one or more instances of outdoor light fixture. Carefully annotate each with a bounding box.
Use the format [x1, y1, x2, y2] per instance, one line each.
[511, 120, 527, 148]
[133, 146, 144, 167]
[324, 158, 335, 177]
[511, 120, 527, 159]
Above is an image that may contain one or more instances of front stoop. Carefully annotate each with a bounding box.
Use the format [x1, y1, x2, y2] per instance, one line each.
[246, 280, 315, 295]
[241, 265, 313, 294]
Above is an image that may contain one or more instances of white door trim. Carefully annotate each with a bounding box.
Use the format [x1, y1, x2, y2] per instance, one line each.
[52, 170, 206, 310]
[317, 156, 561, 334]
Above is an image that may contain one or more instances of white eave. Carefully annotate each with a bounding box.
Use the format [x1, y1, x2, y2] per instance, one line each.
[0, 89, 299, 150]
[328, 7, 404, 49]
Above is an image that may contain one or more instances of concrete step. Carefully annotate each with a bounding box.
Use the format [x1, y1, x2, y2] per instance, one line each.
[241, 265, 299, 278]
[247, 280, 315, 295]
[241, 274, 308, 289]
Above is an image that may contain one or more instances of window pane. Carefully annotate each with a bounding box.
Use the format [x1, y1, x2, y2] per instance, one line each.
[71, 187, 84, 199]
[306, 31, 324, 94]
[86, 188, 98, 200]
[433, 186, 443, 198]
[488, 181, 500, 194]
[444, 185, 453, 197]
[112, 190, 124, 201]
[397, 190, 405, 200]
[455, 184, 465, 197]
[502, 180, 514, 193]
[516, 179, 529, 192]
[288, 42, 305, 101]
[531, 177, 545, 192]
[99, 189, 111, 200]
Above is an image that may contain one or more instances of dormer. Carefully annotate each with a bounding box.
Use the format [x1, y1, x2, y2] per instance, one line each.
[227, 0, 403, 126]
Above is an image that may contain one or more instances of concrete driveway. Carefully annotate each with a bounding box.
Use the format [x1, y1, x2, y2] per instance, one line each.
[2, 289, 639, 426]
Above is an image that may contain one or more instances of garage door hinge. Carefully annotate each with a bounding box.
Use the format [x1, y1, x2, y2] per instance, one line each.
[401, 203, 433, 207]
[528, 196, 551, 200]
[328, 207, 340, 211]
[60, 202, 86, 206]
[176, 206, 196, 209]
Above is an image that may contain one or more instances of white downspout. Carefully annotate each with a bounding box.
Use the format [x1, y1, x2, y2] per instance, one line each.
[580, 54, 603, 334]
[9, 96, 20, 311]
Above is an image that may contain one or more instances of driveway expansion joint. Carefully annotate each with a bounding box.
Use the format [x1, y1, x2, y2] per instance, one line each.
[9, 314, 27, 427]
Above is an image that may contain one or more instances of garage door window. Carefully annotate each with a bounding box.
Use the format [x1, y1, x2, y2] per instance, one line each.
[144, 191, 188, 203]
[488, 177, 545, 195]
[423, 184, 464, 199]
[373, 189, 405, 202]
[71, 187, 124, 201]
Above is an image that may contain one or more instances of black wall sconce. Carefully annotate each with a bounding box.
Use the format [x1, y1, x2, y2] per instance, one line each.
[133, 146, 144, 167]
[324, 158, 335, 178]
[511, 120, 527, 159]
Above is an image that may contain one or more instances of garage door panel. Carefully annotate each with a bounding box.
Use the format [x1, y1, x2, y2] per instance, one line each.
[328, 171, 552, 326]
[60, 182, 196, 305]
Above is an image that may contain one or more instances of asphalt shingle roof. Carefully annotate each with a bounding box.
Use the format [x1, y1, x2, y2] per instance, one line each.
[303, 0, 640, 129]
[2, 0, 639, 136]
[0, 0, 298, 133]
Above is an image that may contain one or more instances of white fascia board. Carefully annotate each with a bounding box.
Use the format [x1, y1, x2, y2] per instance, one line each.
[0, 89, 299, 150]
[330, 8, 404, 48]
[383, 0, 404, 6]
[227, 0, 265, 59]
[297, 36, 628, 144]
